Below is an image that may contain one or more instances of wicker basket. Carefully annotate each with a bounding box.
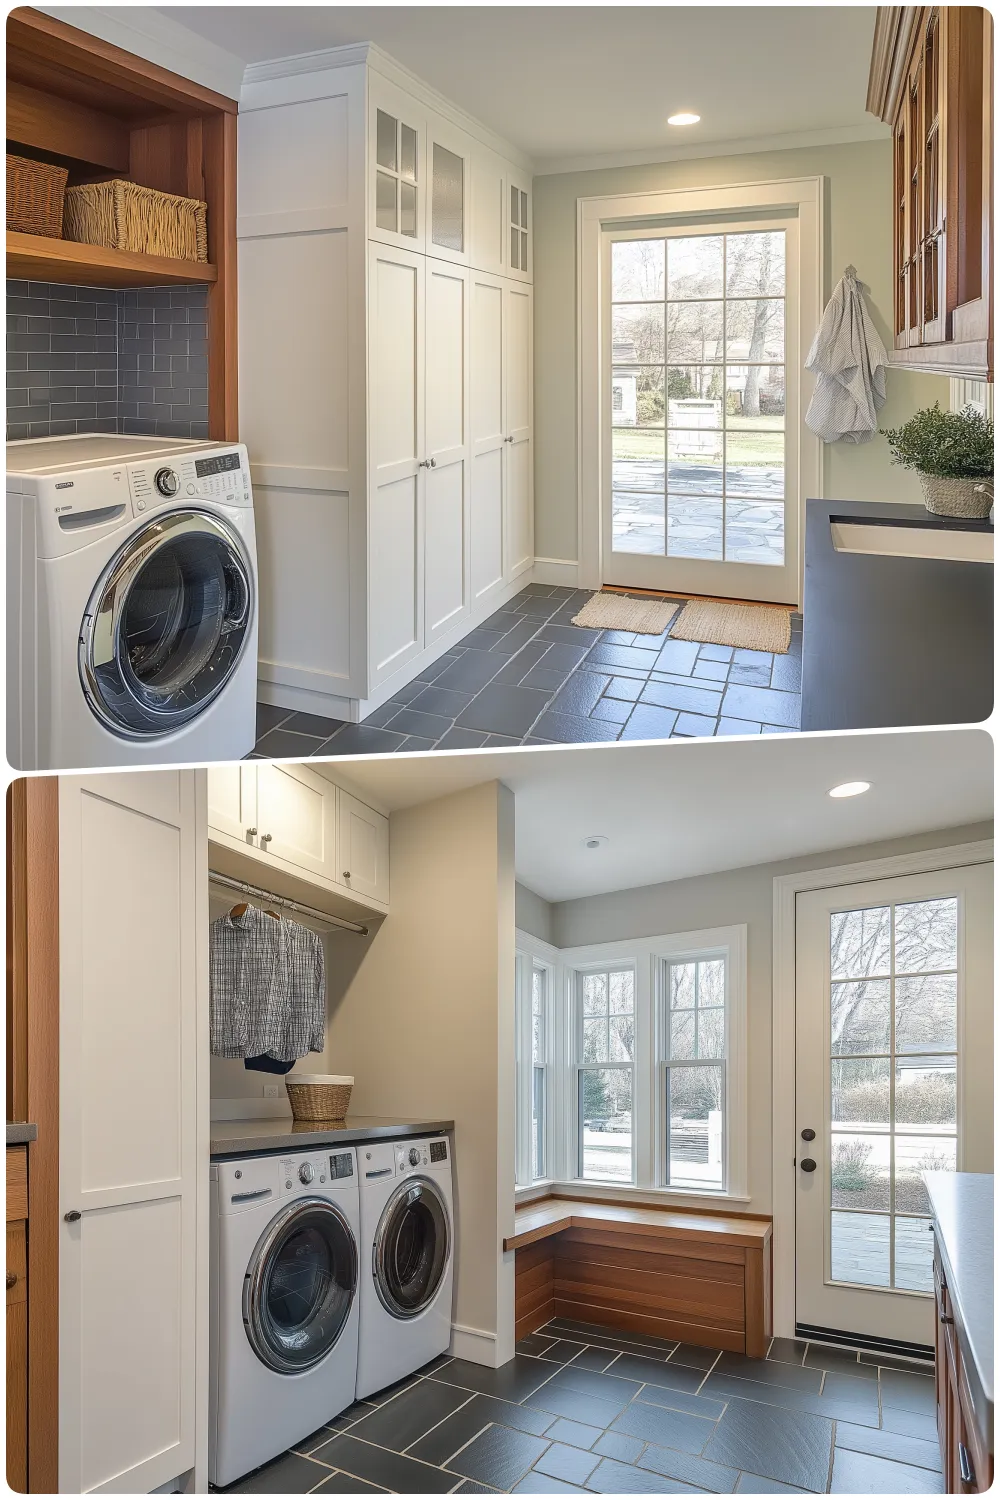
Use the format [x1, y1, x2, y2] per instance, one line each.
[7, 154, 68, 238]
[285, 1074, 354, 1123]
[63, 178, 208, 263]
[920, 472, 993, 519]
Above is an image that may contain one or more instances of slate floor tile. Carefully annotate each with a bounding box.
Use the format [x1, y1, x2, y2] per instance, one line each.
[435, 726, 489, 749]
[858, 1351, 934, 1374]
[693, 658, 730, 682]
[543, 1417, 603, 1449]
[432, 652, 507, 694]
[446, 1423, 550, 1491]
[834, 1420, 941, 1471]
[524, 1382, 627, 1430]
[254, 727, 325, 759]
[548, 1365, 641, 1404]
[673, 711, 718, 736]
[538, 1340, 589, 1365]
[311, 1434, 456, 1493]
[587, 642, 660, 670]
[668, 1345, 724, 1372]
[734, 1476, 807, 1494]
[533, 1440, 600, 1485]
[521, 665, 572, 691]
[435, 1356, 556, 1404]
[543, 1320, 678, 1358]
[829, 1447, 944, 1494]
[589, 696, 632, 724]
[256, 702, 290, 736]
[609, 1400, 716, 1454]
[766, 1338, 807, 1365]
[396, 735, 436, 752]
[713, 1354, 822, 1393]
[483, 734, 522, 747]
[405, 685, 475, 718]
[804, 1343, 875, 1377]
[547, 671, 609, 717]
[517, 1335, 558, 1359]
[568, 1347, 619, 1373]
[769, 654, 802, 692]
[640, 679, 724, 716]
[382, 707, 454, 740]
[655, 639, 700, 674]
[513, 1475, 586, 1494]
[634, 1387, 726, 1421]
[720, 683, 800, 729]
[456, 684, 553, 736]
[585, 1456, 702, 1492]
[349, 1379, 472, 1452]
[455, 1483, 500, 1495]
[281, 710, 345, 737]
[490, 643, 551, 685]
[410, 1391, 551, 1465]
[603, 1352, 706, 1395]
[536, 623, 601, 647]
[698, 644, 733, 662]
[878, 1405, 940, 1441]
[638, 1441, 740, 1492]
[878, 1369, 937, 1417]
[701, 1371, 878, 1425]
[317, 724, 407, 756]
[605, 675, 644, 701]
[312, 1473, 387, 1494]
[619, 704, 678, 741]
[593, 1430, 645, 1464]
[702, 1398, 833, 1492]
[531, 710, 621, 743]
[220, 1451, 334, 1492]
[716, 717, 763, 735]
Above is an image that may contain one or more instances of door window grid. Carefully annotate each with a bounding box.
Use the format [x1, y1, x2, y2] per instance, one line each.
[609, 230, 786, 566]
[577, 967, 635, 1184]
[531, 966, 546, 1180]
[661, 959, 727, 1192]
[375, 109, 419, 238]
[829, 897, 959, 1297]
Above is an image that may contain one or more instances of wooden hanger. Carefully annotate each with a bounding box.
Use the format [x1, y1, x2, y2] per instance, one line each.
[229, 901, 281, 921]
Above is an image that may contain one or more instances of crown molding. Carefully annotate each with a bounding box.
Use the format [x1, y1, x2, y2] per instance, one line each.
[241, 40, 373, 84]
[534, 121, 889, 178]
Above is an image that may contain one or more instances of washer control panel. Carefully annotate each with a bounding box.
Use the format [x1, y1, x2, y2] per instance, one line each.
[128, 444, 252, 517]
[393, 1137, 449, 1175]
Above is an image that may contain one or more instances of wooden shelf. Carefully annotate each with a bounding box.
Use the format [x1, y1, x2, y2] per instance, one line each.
[7, 231, 218, 288]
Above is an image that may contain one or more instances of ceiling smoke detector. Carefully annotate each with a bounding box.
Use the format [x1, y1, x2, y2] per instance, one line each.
[582, 835, 609, 850]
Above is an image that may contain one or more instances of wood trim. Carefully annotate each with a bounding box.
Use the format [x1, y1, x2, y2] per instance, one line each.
[203, 109, 239, 440]
[6, 1148, 28, 1222]
[23, 778, 59, 1495]
[6, 231, 218, 289]
[867, 7, 924, 121]
[7, 784, 28, 1126]
[506, 1196, 772, 1253]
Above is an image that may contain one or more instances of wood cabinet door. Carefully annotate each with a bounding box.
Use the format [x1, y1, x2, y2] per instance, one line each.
[206, 763, 257, 845]
[470, 268, 507, 608]
[504, 280, 534, 582]
[254, 762, 338, 886]
[6, 1213, 27, 1493]
[424, 257, 471, 645]
[58, 771, 205, 1495]
[337, 791, 389, 906]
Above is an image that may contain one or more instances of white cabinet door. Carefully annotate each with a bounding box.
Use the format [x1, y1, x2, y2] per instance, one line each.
[337, 790, 390, 905]
[369, 75, 426, 251]
[469, 145, 507, 275]
[424, 257, 471, 644]
[368, 241, 426, 684]
[506, 167, 532, 283]
[426, 111, 471, 266]
[254, 761, 338, 886]
[206, 763, 256, 845]
[470, 268, 507, 606]
[59, 771, 206, 1495]
[505, 280, 534, 581]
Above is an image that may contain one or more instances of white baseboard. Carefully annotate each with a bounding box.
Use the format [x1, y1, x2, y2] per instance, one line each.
[256, 677, 357, 722]
[532, 557, 580, 587]
[451, 1323, 499, 1367]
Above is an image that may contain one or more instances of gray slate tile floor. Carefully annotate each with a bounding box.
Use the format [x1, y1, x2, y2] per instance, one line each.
[213, 1320, 940, 1495]
[253, 587, 803, 758]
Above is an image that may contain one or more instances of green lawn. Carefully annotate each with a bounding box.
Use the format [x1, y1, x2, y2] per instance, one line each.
[613, 420, 785, 466]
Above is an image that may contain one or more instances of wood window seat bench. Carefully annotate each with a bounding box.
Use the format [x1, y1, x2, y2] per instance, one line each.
[505, 1197, 773, 1358]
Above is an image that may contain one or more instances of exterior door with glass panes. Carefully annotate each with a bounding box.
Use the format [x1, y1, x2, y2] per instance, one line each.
[794, 863, 993, 1347]
[604, 220, 800, 604]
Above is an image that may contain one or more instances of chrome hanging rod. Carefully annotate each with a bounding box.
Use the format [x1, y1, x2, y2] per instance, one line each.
[208, 870, 369, 937]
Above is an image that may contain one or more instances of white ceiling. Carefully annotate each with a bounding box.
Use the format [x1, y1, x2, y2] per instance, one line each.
[332, 730, 993, 903]
[157, 5, 883, 168]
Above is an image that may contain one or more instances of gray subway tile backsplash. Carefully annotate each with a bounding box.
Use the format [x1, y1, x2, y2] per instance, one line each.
[6, 279, 209, 442]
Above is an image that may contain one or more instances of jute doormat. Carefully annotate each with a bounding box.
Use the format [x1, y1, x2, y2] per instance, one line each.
[571, 592, 680, 635]
[669, 599, 792, 654]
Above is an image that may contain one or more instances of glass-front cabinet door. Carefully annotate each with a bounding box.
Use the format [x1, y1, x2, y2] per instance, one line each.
[426, 113, 470, 266]
[370, 78, 426, 249]
[506, 168, 531, 282]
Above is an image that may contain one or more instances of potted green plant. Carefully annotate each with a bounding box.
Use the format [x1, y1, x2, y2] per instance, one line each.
[881, 402, 994, 519]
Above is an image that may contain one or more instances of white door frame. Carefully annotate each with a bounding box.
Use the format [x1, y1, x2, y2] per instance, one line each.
[770, 837, 994, 1338]
[577, 176, 824, 602]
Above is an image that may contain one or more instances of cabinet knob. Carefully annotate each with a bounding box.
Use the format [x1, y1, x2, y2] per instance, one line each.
[429, 457, 437, 467]
[6, 1273, 16, 1290]
[260, 833, 272, 846]
[343, 871, 351, 881]
[246, 826, 258, 837]
[418, 459, 432, 468]
[64, 1210, 81, 1222]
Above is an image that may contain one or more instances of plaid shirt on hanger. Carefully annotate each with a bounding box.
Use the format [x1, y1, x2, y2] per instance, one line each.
[209, 904, 325, 1061]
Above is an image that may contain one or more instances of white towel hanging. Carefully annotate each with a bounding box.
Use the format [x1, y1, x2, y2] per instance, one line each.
[805, 267, 888, 444]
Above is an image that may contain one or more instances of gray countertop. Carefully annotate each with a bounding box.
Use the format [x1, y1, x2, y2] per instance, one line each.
[925, 1172, 993, 1447]
[6, 1122, 37, 1146]
[210, 1115, 454, 1158]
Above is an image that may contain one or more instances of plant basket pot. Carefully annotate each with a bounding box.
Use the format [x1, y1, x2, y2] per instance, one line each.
[285, 1073, 354, 1123]
[919, 472, 993, 519]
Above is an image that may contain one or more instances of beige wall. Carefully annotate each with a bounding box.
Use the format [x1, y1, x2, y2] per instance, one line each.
[547, 821, 992, 1217]
[321, 781, 516, 1360]
[532, 139, 951, 563]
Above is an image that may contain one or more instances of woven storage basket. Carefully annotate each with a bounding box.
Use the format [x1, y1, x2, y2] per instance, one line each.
[920, 472, 993, 519]
[285, 1074, 354, 1123]
[7, 154, 68, 238]
[63, 178, 208, 262]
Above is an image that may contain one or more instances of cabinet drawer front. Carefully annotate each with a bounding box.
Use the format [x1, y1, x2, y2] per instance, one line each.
[6, 1221, 26, 1306]
[6, 1147, 27, 1223]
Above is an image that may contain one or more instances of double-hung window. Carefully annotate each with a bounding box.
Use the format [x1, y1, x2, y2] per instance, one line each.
[576, 966, 636, 1183]
[515, 937, 556, 1187]
[530, 965, 547, 1180]
[660, 957, 727, 1191]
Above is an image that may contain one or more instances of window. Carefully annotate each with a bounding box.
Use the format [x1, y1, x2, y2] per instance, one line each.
[661, 959, 726, 1191]
[515, 937, 556, 1187]
[577, 967, 635, 1183]
[531, 967, 547, 1180]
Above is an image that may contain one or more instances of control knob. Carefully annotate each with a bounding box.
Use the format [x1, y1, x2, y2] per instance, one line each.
[154, 466, 179, 497]
[408, 1146, 421, 1168]
[298, 1161, 315, 1185]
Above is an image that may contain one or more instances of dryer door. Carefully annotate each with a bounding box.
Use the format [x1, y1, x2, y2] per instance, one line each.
[79, 508, 253, 739]
[373, 1177, 451, 1319]
[243, 1198, 358, 1374]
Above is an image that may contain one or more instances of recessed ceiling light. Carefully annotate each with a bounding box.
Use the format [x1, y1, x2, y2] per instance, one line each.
[828, 781, 871, 799]
[582, 834, 609, 850]
[667, 112, 701, 126]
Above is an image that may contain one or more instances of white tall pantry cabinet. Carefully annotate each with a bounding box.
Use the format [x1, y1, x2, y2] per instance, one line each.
[238, 45, 534, 721]
[58, 772, 208, 1494]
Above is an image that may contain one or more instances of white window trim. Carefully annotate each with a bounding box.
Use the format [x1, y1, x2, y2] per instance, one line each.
[514, 931, 560, 1189]
[770, 837, 994, 1339]
[576, 176, 823, 597]
[515, 926, 748, 1208]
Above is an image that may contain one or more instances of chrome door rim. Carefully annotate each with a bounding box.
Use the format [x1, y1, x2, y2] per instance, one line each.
[372, 1175, 451, 1321]
[243, 1196, 358, 1374]
[79, 507, 254, 740]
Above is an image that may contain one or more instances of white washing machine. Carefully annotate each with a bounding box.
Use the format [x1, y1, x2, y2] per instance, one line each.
[356, 1135, 455, 1400]
[6, 432, 258, 770]
[210, 1147, 361, 1489]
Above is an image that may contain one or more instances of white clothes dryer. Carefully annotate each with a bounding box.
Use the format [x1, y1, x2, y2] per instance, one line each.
[6, 432, 258, 770]
[356, 1135, 454, 1400]
[209, 1147, 360, 1489]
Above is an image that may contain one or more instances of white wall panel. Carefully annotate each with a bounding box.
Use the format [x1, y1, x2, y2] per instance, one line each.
[238, 94, 350, 218]
[254, 484, 353, 688]
[370, 474, 420, 673]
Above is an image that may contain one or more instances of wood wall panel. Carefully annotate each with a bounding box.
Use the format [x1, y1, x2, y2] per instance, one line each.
[514, 1239, 553, 1342]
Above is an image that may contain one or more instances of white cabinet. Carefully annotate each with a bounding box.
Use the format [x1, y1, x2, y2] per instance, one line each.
[470, 273, 533, 598]
[427, 111, 471, 265]
[504, 280, 534, 579]
[58, 771, 207, 1495]
[470, 146, 508, 276]
[207, 764, 390, 911]
[506, 167, 532, 282]
[370, 75, 426, 251]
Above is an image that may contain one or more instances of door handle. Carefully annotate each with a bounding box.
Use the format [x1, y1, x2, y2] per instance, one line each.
[958, 1443, 974, 1486]
[800, 1128, 816, 1142]
[800, 1159, 817, 1173]
[64, 1210, 82, 1222]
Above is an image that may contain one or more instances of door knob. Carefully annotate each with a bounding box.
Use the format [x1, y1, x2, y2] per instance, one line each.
[64, 1210, 82, 1222]
[801, 1128, 816, 1142]
[800, 1159, 817, 1173]
[418, 459, 432, 468]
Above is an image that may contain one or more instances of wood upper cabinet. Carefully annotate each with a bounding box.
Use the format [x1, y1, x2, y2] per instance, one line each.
[868, 6, 993, 377]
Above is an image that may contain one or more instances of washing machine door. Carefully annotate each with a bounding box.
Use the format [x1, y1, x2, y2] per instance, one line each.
[373, 1176, 450, 1320]
[243, 1198, 358, 1374]
[79, 508, 253, 739]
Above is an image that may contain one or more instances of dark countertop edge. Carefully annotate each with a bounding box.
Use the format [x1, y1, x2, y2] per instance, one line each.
[925, 1172, 993, 1448]
[6, 1122, 37, 1146]
[210, 1116, 455, 1158]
